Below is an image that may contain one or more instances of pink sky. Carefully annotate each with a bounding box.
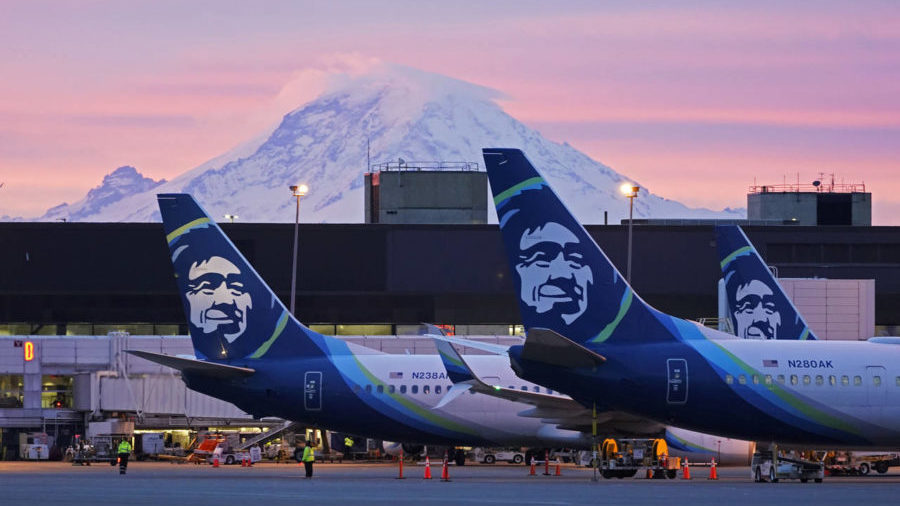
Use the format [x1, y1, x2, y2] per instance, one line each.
[2, 1, 899, 222]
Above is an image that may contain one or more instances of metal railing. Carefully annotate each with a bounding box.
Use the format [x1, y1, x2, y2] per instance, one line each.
[369, 160, 480, 172]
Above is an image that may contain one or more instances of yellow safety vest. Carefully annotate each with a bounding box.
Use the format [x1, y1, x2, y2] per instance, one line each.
[117, 440, 132, 454]
[302, 446, 314, 462]
[344, 437, 353, 447]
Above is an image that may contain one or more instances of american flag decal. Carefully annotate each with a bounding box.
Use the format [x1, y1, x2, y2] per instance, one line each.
[389, 372, 403, 379]
[763, 359, 778, 368]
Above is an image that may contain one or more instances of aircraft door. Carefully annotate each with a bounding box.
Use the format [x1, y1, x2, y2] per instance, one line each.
[866, 366, 886, 420]
[304, 371, 322, 411]
[667, 359, 688, 404]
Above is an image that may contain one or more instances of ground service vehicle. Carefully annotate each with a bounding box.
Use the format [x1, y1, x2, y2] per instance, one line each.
[751, 451, 824, 483]
[473, 448, 525, 464]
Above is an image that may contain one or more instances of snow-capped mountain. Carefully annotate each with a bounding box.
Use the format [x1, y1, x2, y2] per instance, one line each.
[39, 166, 166, 222]
[36, 65, 744, 224]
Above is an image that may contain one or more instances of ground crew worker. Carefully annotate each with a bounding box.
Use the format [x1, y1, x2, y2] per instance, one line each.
[300, 439, 315, 478]
[343, 436, 354, 459]
[117, 438, 132, 475]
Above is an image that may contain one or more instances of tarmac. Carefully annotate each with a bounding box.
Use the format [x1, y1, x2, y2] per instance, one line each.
[1, 461, 898, 506]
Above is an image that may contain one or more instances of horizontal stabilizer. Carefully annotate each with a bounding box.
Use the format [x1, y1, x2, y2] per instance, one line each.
[522, 328, 606, 368]
[126, 350, 255, 379]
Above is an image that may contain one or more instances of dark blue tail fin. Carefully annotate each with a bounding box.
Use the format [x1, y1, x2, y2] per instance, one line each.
[483, 149, 671, 346]
[717, 225, 817, 340]
[157, 194, 330, 361]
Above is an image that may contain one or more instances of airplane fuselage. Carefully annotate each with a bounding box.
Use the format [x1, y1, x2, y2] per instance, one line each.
[184, 350, 590, 447]
[513, 337, 900, 448]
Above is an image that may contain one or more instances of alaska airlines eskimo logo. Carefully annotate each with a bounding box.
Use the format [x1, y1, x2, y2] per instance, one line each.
[730, 279, 781, 340]
[515, 222, 593, 325]
[185, 255, 253, 343]
[722, 250, 784, 340]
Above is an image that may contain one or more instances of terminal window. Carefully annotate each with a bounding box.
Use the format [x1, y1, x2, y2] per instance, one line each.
[41, 375, 73, 408]
[0, 375, 24, 408]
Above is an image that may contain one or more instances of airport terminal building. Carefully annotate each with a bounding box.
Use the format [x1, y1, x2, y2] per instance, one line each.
[2, 170, 899, 459]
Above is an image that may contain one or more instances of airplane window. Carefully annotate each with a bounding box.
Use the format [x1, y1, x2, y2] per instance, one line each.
[532, 386, 539, 393]
[752, 375, 760, 385]
[389, 385, 396, 394]
[829, 376, 836, 386]
[411, 385, 418, 394]
[376, 385, 384, 394]
[725, 374, 733, 384]
[400, 385, 407, 394]
[764, 375, 773, 385]
[546, 388, 553, 394]
[509, 386, 515, 390]
[790, 375, 798, 385]
[365, 384, 372, 393]
[841, 376, 849, 386]
[521, 386, 528, 391]
[738, 375, 746, 385]
[435, 385, 442, 394]
[854, 376, 862, 386]
[815, 375, 823, 386]
[873, 376, 882, 387]
[353, 384, 361, 393]
[423, 385, 430, 394]
[803, 375, 811, 385]
[777, 375, 785, 384]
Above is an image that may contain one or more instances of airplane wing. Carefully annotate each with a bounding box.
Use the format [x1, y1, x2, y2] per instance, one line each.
[431, 336, 662, 434]
[521, 328, 606, 368]
[126, 350, 255, 379]
[432, 335, 583, 412]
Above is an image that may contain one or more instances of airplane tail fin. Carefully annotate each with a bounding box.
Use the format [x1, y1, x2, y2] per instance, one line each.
[717, 225, 817, 340]
[482, 148, 672, 347]
[157, 194, 330, 361]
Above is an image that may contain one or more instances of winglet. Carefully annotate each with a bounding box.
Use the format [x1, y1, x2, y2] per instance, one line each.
[434, 336, 476, 384]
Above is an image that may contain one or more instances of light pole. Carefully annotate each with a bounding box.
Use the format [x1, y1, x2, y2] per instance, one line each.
[223, 214, 238, 223]
[619, 183, 640, 284]
[289, 184, 309, 316]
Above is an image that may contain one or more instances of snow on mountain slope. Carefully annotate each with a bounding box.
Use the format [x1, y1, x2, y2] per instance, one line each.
[35, 64, 744, 224]
[39, 166, 165, 222]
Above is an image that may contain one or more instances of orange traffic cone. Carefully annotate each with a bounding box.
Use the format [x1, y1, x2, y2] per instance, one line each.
[395, 449, 406, 480]
[423, 456, 432, 479]
[440, 452, 450, 482]
[213, 455, 219, 468]
[543, 450, 551, 475]
[682, 458, 691, 480]
[241, 456, 247, 467]
[529, 456, 536, 476]
[708, 458, 718, 480]
[645, 468, 653, 479]
[554, 459, 562, 476]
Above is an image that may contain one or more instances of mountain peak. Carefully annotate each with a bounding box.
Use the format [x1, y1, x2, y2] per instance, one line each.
[34, 65, 743, 224]
[39, 166, 165, 222]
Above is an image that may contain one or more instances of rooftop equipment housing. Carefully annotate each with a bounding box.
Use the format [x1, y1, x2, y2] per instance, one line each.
[747, 178, 871, 226]
[364, 160, 487, 224]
